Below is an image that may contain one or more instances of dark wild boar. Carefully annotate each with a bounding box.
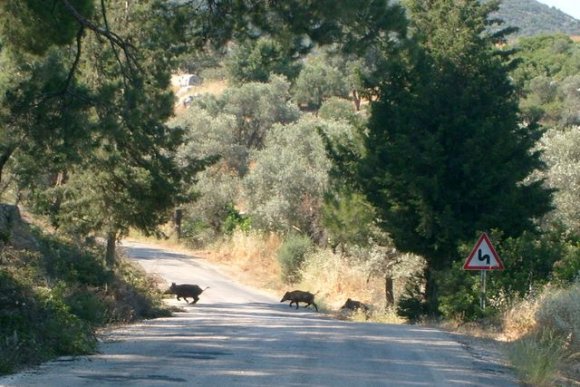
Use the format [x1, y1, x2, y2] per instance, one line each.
[340, 298, 369, 313]
[340, 298, 370, 319]
[280, 290, 318, 312]
[165, 282, 209, 304]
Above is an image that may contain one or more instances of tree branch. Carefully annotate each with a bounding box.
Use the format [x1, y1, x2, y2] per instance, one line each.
[59, 0, 141, 79]
[63, 26, 85, 91]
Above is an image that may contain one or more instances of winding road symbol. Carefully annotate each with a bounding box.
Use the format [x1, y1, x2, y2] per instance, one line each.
[477, 249, 490, 265]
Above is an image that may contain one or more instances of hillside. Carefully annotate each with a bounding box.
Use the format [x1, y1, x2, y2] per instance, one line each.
[494, 0, 580, 37]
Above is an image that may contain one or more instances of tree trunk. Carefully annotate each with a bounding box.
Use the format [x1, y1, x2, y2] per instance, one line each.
[0, 145, 17, 185]
[352, 90, 361, 111]
[105, 231, 117, 267]
[173, 208, 183, 239]
[385, 275, 395, 309]
[424, 266, 438, 316]
[49, 171, 68, 228]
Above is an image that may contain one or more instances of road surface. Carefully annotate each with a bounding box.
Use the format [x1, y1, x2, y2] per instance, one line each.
[0, 240, 519, 386]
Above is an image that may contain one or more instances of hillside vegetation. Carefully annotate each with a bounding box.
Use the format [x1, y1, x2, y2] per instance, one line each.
[495, 0, 580, 37]
[0, 206, 170, 374]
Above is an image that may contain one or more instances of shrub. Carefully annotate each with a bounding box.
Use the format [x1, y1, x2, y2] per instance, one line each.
[222, 203, 251, 235]
[435, 262, 484, 321]
[491, 229, 569, 299]
[396, 272, 427, 323]
[550, 230, 580, 285]
[41, 236, 113, 286]
[0, 231, 171, 375]
[436, 229, 578, 323]
[60, 286, 108, 325]
[180, 218, 215, 248]
[535, 281, 580, 352]
[110, 258, 171, 321]
[0, 272, 96, 375]
[501, 293, 542, 341]
[502, 281, 579, 385]
[34, 288, 97, 356]
[277, 234, 312, 284]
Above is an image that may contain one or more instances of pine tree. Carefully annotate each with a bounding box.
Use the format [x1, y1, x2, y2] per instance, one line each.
[359, 0, 553, 312]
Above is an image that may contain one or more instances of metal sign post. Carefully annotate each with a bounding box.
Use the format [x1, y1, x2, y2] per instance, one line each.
[480, 270, 486, 310]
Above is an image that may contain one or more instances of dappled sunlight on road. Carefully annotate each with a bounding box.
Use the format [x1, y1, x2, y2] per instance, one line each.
[0, 241, 518, 387]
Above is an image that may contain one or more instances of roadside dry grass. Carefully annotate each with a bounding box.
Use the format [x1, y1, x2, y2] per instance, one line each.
[437, 285, 580, 387]
[207, 231, 283, 295]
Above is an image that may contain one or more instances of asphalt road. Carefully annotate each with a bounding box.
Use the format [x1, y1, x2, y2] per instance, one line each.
[0, 240, 519, 386]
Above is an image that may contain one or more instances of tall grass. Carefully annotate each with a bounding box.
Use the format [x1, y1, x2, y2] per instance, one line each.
[210, 230, 283, 292]
[503, 281, 579, 385]
[298, 250, 405, 322]
[507, 330, 565, 386]
[298, 249, 382, 309]
[535, 281, 580, 353]
[208, 232, 404, 322]
[501, 292, 544, 341]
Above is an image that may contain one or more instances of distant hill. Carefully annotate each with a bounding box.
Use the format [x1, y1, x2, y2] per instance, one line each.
[493, 0, 580, 37]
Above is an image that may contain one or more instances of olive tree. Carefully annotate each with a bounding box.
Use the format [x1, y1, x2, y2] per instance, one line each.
[292, 58, 349, 110]
[243, 116, 354, 241]
[173, 77, 302, 237]
[540, 125, 580, 234]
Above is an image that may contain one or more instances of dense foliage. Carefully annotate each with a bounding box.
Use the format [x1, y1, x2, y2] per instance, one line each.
[1, 0, 406, 263]
[225, 37, 302, 84]
[510, 34, 580, 127]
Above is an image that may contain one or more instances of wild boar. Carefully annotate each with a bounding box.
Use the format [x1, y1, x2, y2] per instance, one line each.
[280, 290, 318, 312]
[165, 282, 209, 304]
[340, 298, 369, 313]
[340, 298, 370, 319]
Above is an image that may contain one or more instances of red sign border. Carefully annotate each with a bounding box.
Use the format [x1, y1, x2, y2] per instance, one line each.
[463, 233, 504, 270]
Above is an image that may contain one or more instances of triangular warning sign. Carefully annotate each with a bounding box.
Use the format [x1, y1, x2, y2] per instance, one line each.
[463, 233, 504, 270]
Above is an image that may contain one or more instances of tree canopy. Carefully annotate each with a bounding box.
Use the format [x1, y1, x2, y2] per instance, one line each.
[1, 0, 407, 263]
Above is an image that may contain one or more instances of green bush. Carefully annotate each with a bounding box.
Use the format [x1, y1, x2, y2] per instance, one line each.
[490, 229, 569, 298]
[112, 259, 171, 321]
[277, 234, 312, 284]
[434, 229, 578, 322]
[222, 203, 251, 235]
[60, 286, 108, 325]
[41, 236, 113, 286]
[549, 230, 580, 284]
[180, 218, 215, 248]
[35, 288, 97, 356]
[0, 272, 96, 374]
[396, 272, 427, 322]
[0, 231, 171, 375]
[435, 262, 485, 321]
